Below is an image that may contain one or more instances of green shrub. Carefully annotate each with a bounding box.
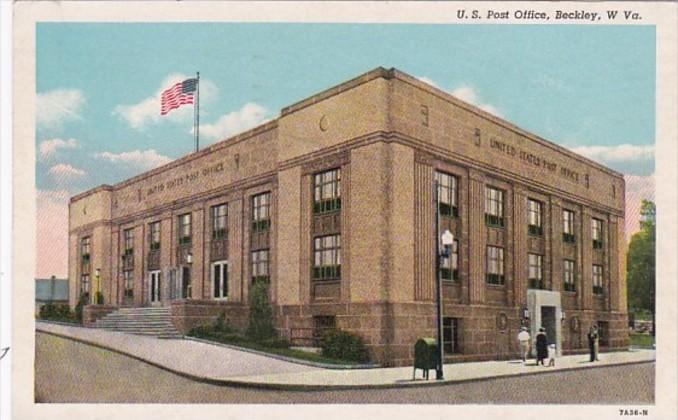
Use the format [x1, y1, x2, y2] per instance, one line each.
[214, 332, 247, 343]
[260, 337, 290, 349]
[95, 291, 104, 305]
[246, 280, 276, 342]
[321, 330, 369, 363]
[188, 324, 215, 338]
[213, 311, 234, 333]
[74, 292, 89, 322]
[39, 303, 76, 322]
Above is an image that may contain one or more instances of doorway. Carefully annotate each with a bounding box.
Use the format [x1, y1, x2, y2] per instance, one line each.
[540, 306, 557, 345]
[527, 289, 562, 356]
[181, 266, 192, 299]
[149, 270, 161, 305]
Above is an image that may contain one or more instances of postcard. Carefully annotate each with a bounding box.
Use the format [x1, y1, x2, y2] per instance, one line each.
[2, 1, 676, 420]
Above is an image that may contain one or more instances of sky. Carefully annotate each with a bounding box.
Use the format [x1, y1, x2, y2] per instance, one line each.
[36, 23, 656, 278]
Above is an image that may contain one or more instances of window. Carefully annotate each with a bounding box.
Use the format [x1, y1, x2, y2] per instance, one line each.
[313, 235, 341, 281]
[211, 203, 228, 239]
[81, 236, 91, 263]
[178, 213, 192, 246]
[80, 273, 90, 296]
[485, 187, 504, 228]
[122, 228, 134, 268]
[592, 264, 604, 296]
[251, 249, 270, 283]
[527, 199, 543, 236]
[435, 171, 459, 217]
[123, 270, 134, 298]
[149, 221, 161, 251]
[123, 228, 134, 254]
[592, 218, 603, 249]
[314, 169, 341, 214]
[486, 246, 505, 285]
[441, 239, 459, 281]
[563, 210, 576, 243]
[252, 192, 271, 232]
[443, 317, 460, 354]
[212, 260, 228, 299]
[528, 254, 544, 289]
[563, 259, 576, 292]
[313, 316, 336, 346]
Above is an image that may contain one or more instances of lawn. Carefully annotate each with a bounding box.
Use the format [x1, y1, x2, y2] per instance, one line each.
[629, 333, 655, 347]
[187, 330, 369, 366]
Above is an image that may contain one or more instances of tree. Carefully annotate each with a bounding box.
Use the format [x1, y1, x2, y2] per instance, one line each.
[626, 200, 656, 336]
[246, 280, 276, 341]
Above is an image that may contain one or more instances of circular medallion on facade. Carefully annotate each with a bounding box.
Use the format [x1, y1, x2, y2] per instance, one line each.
[319, 115, 329, 131]
[570, 316, 580, 332]
[497, 313, 508, 331]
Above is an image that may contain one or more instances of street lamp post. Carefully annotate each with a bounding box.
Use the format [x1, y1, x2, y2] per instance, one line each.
[186, 252, 193, 299]
[95, 268, 101, 305]
[434, 180, 455, 380]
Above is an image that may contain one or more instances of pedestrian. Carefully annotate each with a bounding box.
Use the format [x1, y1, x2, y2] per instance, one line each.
[517, 327, 531, 363]
[535, 327, 548, 366]
[547, 344, 556, 367]
[593, 325, 600, 361]
[587, 326, 598, 362]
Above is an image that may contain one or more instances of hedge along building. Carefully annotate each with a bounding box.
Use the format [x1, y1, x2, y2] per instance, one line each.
[68, 67, 628, 366]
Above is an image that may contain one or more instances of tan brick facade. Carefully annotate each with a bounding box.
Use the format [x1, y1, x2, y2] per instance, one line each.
[69, 68, 627, 366]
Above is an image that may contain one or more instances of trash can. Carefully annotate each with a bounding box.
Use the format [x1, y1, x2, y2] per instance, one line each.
[413, 337, 438, 380]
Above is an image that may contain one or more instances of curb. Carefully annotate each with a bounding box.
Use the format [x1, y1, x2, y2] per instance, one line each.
[36, 328, 655, 392]
[185, 336, 381, 370]
[36, 319, 84, 328]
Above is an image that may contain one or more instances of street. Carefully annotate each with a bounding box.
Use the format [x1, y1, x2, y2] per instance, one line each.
[35, 332, 654, 404]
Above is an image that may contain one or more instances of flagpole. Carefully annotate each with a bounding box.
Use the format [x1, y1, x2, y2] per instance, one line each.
[195, 71, 200, 153]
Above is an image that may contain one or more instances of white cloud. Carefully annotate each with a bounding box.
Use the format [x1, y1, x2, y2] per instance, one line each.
[38, 138, 78, 161]
[569, 144, 654, 164]
[567, 144, 654, 176]
[416, 77, 503, 118]
[624, 174, 655, 240]
[36, 189, 70, 277]
[113, 73, 217, 130]
[417, 76, 440, 89]
[199, 103, 269, 142]
[48, 163, 86, 179]
[94, 149, 172, 172]
[450, 85, 504, 118]
[36, 89, 85, 131]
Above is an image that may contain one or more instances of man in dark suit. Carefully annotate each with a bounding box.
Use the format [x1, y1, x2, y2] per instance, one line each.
[587, 326, 599, 362]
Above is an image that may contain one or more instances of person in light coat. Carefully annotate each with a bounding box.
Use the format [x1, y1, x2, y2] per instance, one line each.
[547, 344, 557, 367]
[517, 327, 531, 363]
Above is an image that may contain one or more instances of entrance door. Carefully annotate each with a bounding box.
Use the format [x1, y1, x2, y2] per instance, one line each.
[181, 266, 192, 299]
[149, 270, 161, 305]
[212, 261, 228, 299]
[541, 306, 557, 345]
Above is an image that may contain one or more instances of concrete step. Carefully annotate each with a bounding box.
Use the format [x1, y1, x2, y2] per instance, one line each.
[92, 306, 180, 338]
[99, 328, 179, 333]
[94, 321, 175, 327]
[94, 318, 173, 324]
[94, 324, 176, 330]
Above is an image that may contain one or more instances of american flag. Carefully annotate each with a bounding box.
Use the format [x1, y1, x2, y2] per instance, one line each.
[160, 78, 198, 115]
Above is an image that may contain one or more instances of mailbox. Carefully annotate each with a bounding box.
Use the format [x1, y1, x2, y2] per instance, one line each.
[413, 337, 438, 380]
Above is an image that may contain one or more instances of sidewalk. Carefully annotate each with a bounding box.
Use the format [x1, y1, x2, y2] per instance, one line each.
[36, 321, 655, 390]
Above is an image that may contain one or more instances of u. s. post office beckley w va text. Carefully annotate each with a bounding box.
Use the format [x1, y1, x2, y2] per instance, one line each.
[68, 68, 627, 367]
